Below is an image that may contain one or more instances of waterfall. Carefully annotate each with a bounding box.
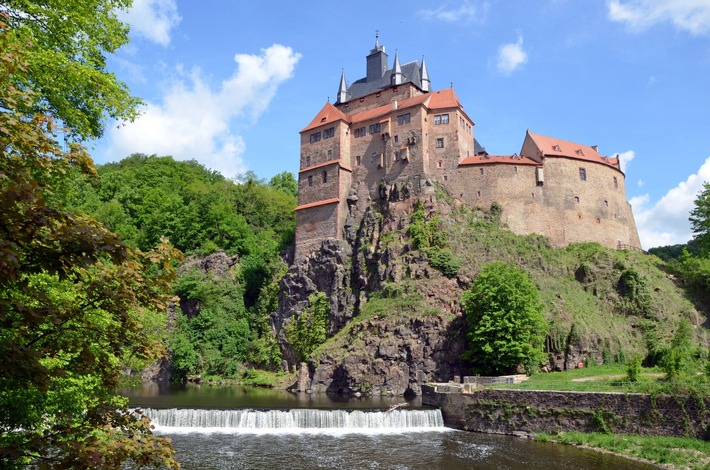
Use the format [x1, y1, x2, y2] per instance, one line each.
[138, 408, 448, 435]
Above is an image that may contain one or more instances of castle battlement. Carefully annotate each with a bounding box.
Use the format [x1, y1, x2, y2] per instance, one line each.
[295, 41, 641, 260]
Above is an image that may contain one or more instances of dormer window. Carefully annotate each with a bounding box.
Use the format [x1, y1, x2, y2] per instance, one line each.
[553, 144, 561, 152]
[577, 148, 584, 156]
[320, 117, 327, 123]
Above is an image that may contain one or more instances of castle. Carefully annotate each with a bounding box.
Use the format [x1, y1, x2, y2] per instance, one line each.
[295, 39, 641, 260]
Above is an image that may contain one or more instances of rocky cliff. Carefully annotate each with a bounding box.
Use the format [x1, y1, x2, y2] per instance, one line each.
[272, 182, 704, 396]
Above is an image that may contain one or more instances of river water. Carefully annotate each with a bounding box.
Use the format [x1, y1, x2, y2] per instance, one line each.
[124, 384, 656, 470]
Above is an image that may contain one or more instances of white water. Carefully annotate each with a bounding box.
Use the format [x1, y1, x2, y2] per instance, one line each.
[139, 408, 448, 435]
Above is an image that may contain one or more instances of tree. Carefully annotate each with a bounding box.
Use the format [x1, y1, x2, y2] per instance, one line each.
[1, 0, 141, 140]
[285, 292, 330, 363]
[689, 182, 710, 256]
[661, 318, 696, 382]
[269, 171, 298, 197]
[0, 22, 179, 468]
[462, 262, 548, 375]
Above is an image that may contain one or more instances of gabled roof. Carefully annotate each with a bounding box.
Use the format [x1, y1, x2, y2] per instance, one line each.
[301, 102, 350, 133]
[459, 154, 541, 167]
[525, 131, 621, 170]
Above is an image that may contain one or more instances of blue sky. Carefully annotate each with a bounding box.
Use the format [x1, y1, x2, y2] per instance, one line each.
[92, 0, 710, 249]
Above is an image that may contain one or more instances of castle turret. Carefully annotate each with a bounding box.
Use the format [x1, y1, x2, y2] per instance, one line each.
[420, 57, 431, 92]
[391, 50, 404, 86]
[336, 69, 348, 104]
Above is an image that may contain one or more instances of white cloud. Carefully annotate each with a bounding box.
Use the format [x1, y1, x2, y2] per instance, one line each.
[120, 0, 182, 46]
[638, 179, 645, 187]
[417, 1, 486, 23]
[617, 149, 635, 173]
[631, 156, 710, 249]
[607, 0, 710, 36]
[104, 44, 302, 179]
[496, 35, 528, 76]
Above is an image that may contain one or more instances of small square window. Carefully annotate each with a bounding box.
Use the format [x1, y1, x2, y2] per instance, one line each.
[327, 149, 333, 161]
[480, 168, 484, 175]
[394, 135, 399, 143]
[436, 138, 444, 148]
[574, 196, 580, 204]
[443, 175, 448, 181]
[579, 168, 586, 181]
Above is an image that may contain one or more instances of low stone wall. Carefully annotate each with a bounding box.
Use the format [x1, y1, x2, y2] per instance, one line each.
[422, 386, 710, 439]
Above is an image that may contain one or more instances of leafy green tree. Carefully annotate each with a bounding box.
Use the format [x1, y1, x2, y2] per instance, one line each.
[462, 262, 548, 375]
[269, 171, 298, 197]
[2, 0, 141, 140]
[690, 182, 710, 256]
[0, 24, 179, 467]
[285, 292, 330, 363]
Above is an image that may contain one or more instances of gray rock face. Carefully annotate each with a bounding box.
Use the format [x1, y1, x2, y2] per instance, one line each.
[272, 194, 468, 396]
[307, 315, 468, 396]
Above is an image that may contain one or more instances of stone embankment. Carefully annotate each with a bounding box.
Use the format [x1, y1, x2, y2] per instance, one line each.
[422, 383, 710, 439]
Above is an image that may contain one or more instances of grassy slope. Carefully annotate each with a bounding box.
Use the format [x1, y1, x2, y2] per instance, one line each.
[314, 196, 707, 368]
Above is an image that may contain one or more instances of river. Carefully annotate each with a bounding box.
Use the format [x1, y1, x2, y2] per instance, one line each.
[124, 383, 656, 470]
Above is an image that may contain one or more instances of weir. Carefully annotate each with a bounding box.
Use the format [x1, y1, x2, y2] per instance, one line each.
[139, 408, 447, 434]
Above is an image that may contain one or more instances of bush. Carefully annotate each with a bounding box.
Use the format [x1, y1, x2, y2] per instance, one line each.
[428, 248, 461, 277]
[626, 356, 642, 382]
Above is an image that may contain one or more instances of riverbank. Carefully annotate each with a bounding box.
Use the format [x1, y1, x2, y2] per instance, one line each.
[422, 384, 710, 469]
[535, 432, 710, 470]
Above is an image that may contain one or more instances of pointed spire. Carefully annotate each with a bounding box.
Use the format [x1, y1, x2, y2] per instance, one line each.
[336, 69, 348, 104]
[420, 56, 430, 92]
[391, 49, 403, 86]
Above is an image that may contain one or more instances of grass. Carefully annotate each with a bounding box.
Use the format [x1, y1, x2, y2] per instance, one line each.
[536, 432, 710, 470]
[493, 364, 710, 395]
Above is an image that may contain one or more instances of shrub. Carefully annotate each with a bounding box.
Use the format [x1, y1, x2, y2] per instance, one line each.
[626, 356, 642, 383]
[428, 248, 461, 277]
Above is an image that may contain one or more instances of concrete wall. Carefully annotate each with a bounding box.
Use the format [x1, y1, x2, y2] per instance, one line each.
[423, 387, 710, 439]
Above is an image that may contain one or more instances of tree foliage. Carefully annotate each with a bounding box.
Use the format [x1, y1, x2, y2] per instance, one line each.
[462, 262, 548, 375]
[690, 182, 710, 256]
[1, 0, 141, 140]
[285, 292, 330, 363]
[0, 22, 179, 468]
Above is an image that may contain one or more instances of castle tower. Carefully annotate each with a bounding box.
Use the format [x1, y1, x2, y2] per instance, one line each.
[366, 36, 388, 81]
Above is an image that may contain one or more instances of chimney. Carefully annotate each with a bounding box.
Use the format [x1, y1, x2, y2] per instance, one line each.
[591, 145, 599, 153]
[393, 100, 398, 110]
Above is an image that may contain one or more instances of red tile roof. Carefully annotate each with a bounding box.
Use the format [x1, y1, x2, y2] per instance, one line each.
[298, 159, 341, 174]
[527, 131, 620, 169]
[459, 154, 541, 167]
[301, 103, 350, 132]
[294, 198, 339, 211]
